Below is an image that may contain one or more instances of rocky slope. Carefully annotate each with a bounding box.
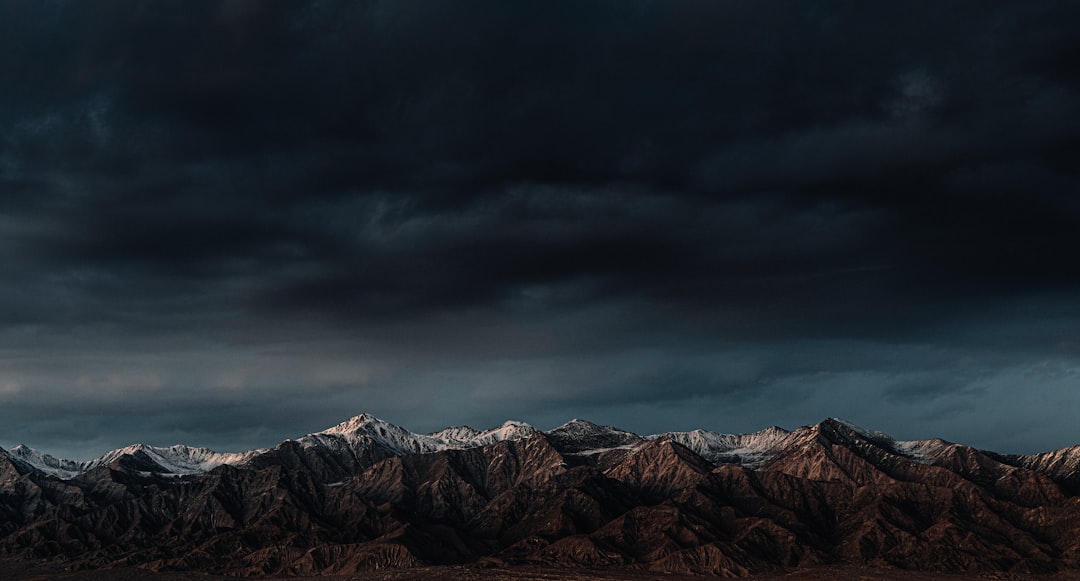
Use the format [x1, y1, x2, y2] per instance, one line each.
[2, 415, 1080, 577]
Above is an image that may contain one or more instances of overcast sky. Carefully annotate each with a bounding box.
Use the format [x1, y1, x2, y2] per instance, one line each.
[2, 1, 1079, 459]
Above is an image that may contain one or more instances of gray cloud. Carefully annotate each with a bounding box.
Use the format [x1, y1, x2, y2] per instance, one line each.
[1, 1, 1079, 458]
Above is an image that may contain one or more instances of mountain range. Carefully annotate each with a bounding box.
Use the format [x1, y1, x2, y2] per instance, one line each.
[3, 413, 1080, 577]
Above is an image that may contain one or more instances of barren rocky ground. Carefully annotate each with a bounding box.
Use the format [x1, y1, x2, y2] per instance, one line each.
[7, 561, 1080, 581]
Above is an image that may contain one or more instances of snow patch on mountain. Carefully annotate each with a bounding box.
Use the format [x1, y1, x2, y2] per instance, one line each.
[8, 413, 540, 481]
[893, 438, 952, 464]
[659, 426, 792, 467]
[8, 445, 85, 479]
[548, 419, 639, 439]
[9, 413, 1029, 481]
[7, 443, 254, 479]
[829, 419, 960, 464]
[310, 413, 537, 456]
[471, 420, 537, 446]
[827, 418, 895, 443]
[429, 426, 483, 441]
[545, 419, 644, 454]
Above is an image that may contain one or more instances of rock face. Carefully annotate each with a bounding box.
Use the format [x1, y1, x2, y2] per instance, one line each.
[3, 414, 1080, 577]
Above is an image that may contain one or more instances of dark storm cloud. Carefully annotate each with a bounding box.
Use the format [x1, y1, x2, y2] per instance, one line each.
[2, 1, 1079, 456]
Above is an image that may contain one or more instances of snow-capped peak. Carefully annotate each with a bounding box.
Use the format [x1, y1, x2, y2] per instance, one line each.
[305, 414, 537, 457]
[429, 426, 483, 441]
[308, 413, 435, 456]
[7, 444, 85, 479]
[810, 418, 950, 465]
[824, 418, 893, 443]
[5, 412, 545, 481]
[5, 442, 253, 480]
[659, 425, 794, 467]
[428, 421, 534, 444]
[550, 418, 601, 433]
[320, 412, 386, 435]
[473, 420, 536, 444]
[548, 418, 639, 437]
[544, 419, 643, 454]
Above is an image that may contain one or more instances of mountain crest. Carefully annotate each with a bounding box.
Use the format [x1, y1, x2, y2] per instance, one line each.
[6, 414, 1074, 485]
[545, 418, 643, 455]
[5, 414, 1080, 577]
[319, 412, 391, 435]
[429, 425, 482, 440]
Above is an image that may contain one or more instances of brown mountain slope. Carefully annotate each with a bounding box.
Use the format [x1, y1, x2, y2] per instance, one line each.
[3, 419, 1080, 577]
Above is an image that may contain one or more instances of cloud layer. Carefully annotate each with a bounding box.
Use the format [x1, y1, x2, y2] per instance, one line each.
[1, 1, 1079, 458]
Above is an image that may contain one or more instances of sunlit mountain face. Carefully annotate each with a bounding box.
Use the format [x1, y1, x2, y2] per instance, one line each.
[4, 413, 1080, 576]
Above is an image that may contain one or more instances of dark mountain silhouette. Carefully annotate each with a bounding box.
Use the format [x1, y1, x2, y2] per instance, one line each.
[3, 414, 1080, 577]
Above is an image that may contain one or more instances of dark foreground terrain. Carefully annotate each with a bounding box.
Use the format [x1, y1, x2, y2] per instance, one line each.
[7, 561, 1080, 581]
[5, 415, 1080, 577]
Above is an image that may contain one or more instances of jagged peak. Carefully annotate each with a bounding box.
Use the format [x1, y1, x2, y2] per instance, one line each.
[543, 418, 642, 455]
[7, 440, 255, 480]
[116, 443, 151, 453]
[474, 420, 536, 441]
[301, 413, 537, 458]
[429, 425, 482, 440]
[7, 444, 83, 468]
[319, 412, 395, 435]
[548, 418, 631, 435]
[804, 419, 958, 466]
[610, 435, 716, 475]
[556, 418, 599, 428]
[659, 424, 795, 468]
[811, 418, 894, 443]
[1013, 444, 1080, 477]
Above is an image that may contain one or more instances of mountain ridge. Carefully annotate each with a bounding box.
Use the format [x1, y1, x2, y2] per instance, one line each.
[4, 413, 1080, 577]
[7, 412, 1062, 481]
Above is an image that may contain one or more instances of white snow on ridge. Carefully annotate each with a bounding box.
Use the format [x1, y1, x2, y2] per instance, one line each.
[309, 413, 537, 456]
[121, 445, 257, 474]
[429, 426, 483, 441]
[656, 420, 959, 468]
[548, 419, 642, 441]
[3, 413, 541, 481]
[825, 419, 953, 465]
[313, 413, 443, 455]
[7, 445, 85, 479]
[577, 444, 639, 456]
[6, 443, 255, 479]
[658, 426, 793, 467]
[828, 418, 895, 443]
[6, 413, 1023, 481]
[893, 438, 951, 464]
[470, 420, 537, 446]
